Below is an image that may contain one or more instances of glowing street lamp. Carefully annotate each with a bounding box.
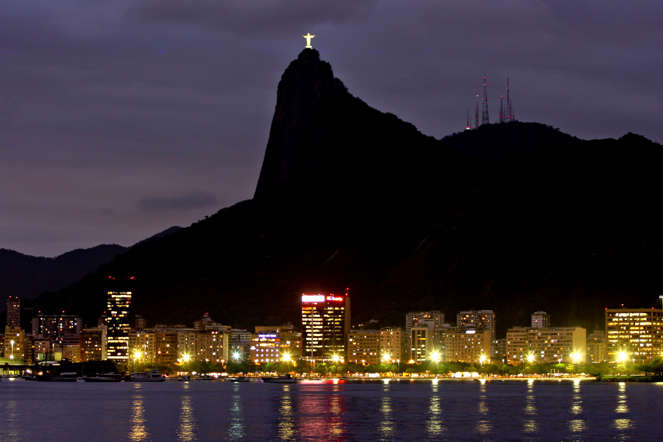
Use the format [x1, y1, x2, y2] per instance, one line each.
[132, 350, 143, 362]
[479, 354, 488, 365]
[570, 351, 582, 364]
[180, 353, 191, 364]
[429, 350, 442, 364]
[281, 352, 292, 363]
[232, 350, 242, 362]
[526, 352, 535, 364]
[616, 350, 629, 364]
[9, 339, 15, 360]
[381, 352, 392, 363]
[331, 354, 341, 363]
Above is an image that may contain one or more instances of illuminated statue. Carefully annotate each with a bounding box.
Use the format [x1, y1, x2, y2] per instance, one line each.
[302, 33, 315, 49]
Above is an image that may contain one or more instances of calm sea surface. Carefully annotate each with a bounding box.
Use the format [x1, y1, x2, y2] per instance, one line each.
[2, 379, 662, 441]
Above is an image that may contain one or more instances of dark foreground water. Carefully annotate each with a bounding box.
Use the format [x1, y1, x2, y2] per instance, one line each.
[1, 379, 662, 441]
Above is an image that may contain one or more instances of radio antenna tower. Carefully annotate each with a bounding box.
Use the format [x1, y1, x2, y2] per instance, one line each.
[474, 92, 480, 128]
[481, 74, 490, 125]
[499, 95, 505, 123]
[465, 110, 471, 130]
[505, 77, 515, 121]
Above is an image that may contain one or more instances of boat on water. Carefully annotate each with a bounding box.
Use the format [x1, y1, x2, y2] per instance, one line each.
[262, 374, 297, 384]
[36, 371, 79, 382]
[82, 373, 122, 382]
[229, 376, 251, 383]
[130, 370, 165, 382]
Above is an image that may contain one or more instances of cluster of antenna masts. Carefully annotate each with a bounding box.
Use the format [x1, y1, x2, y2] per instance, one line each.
[465, 75, 515, 130]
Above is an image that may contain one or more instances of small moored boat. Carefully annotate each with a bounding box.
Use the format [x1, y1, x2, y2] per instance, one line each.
[262, 374, 297, 384]
[130, 369, 165, 382]
[82, 373, 122, 382]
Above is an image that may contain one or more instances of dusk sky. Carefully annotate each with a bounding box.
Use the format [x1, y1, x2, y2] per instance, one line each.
[1, 0, 661, 256]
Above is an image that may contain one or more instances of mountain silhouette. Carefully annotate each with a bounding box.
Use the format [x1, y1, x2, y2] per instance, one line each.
[33, 49, 663, 335]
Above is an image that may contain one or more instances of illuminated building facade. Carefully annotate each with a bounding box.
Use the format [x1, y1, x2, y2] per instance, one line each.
[379, 327, 403, 362]
[250, 331, 281, 364]
[406, 311, 445, 361]
[531, 311, 550, 329]
[104, 274, 134, 363]
[506, 326, 586, 364]
[154, 325, 181, 364]
[6, 296, 21, 329]
[605, 308, 663, 363]
[3, 329, 25, 361]
[441, 328, 491, 363]
[129, 329, 157, 363]
[230, 328, 253, 357]
[254, 324, 301, 361]
[301, 291, 350, 363]
[32, 313, 81, 345]
[80, 326, 107, 362]
[587, 330, 607, 363]
[348, 329, 380, 365]
[410, 327, 431, 362]
[457, 310, 496, 356]
[195, 329, 229, 363]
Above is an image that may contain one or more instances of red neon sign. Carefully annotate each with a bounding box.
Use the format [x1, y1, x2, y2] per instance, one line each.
[326, 295, 344, 302]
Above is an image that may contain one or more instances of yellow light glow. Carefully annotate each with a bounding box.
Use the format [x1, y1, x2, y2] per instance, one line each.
[132, 350, 143, 361]
[331, 354, 340, 363]
[180, 353, 191, 363]
[430, 350, 442, 363]
[9, 354, 14, 360]
[479, 354, 488, 364]
[616, 350, 629, 364]
[381, 352, 391, 363]
[526, 352, 535, 363]
[232, 350, 242, 361]
[570, 351, 582, 364]
[281, 352, 292, 363]
[302, 32, 315, 49]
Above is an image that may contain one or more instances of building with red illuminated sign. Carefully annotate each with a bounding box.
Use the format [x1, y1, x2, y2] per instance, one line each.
[301, 290, 350, 363]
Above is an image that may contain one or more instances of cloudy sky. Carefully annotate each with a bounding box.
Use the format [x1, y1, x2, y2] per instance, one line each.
[1, 0, 661, 256]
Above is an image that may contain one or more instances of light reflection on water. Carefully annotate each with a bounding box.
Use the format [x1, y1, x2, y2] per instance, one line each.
[129, 383, 149, 441]
[4, 400, 19, 442]
[522, 379, 538, 434]
[426, 381, 444, 437]
[0, 380, 652, 440]
[227, 383, 245, 440]
[614, 382, 632, 432]
[379, 383, 394, 438]
[177, 382, 197, 441]
[279, 385, 295, 440]
[476, 381, 492, 435]
[568, 379, 585, 433]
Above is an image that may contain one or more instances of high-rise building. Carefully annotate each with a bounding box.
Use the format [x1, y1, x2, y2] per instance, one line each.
[6, 296, 21, 329]
[506, 326, 586, 364]
[406, 311, 445, 360]
[230, 328, 253, 357]
[129, 329, 157, 363]
[410, 327, 431, 362]
[153, 325, 183, 364]
[587, 330, 607, 363]
[250, 331, 281, 364]
[379, 327, 403, 363]
[104, 274, 134, 364]
[254, 324, 301, 361]
[32, 313, 81, 345]
[301, 291, 350, 363]
[80, 326, 107, 362]
[531, 311, 550, 329]
[457, 310, 496, 356]
[3, 329, 25, 361]
[348, 329, 380, 365]
[605, 308, 663, 364]
[441, 328, 491, 363]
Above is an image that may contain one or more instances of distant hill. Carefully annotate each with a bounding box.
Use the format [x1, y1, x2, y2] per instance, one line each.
[0, 244, 126, 303]
[34, 49, 663, 335]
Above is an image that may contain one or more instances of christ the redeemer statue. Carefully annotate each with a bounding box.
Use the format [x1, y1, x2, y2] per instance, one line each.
[302, 33, 315, 49]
